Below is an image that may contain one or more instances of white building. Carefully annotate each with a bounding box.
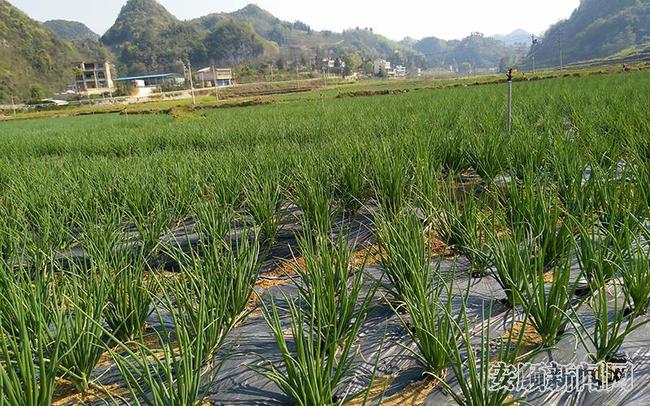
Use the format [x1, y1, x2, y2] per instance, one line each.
[74, 61, 115, 95]
[196, 67, 233, 87]
[394, 65, 407, 77]
[322, 58, 336, 69]
[374, 59, 391, 76]
[374, 60, 407, 78]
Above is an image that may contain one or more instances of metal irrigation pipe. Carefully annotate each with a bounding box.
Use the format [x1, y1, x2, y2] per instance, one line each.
[506, 68, 517, 133]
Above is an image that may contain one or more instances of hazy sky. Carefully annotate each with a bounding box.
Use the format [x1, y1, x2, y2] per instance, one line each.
[11, 0, 580, 40]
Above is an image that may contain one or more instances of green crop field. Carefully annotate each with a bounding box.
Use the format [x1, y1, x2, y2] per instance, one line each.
[0, 71, 649, 405]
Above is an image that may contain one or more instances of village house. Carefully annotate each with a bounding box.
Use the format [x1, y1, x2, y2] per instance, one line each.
[196, 67, 233, 87]
[74, 61, 115, 95]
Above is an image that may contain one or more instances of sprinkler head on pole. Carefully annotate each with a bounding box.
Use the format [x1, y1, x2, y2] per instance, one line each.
[506, 68, 518, 81]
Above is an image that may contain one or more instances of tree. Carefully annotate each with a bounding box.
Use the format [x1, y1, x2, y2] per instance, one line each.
[268, 24, 287, 45]
[363, 61, 374, 75]
[292, 20, 311, 32]
[459, 62, 472, 75]
[204, 20, 265, 66]
[499, 56, 511, 73]
[342, 53, 362, 77]
[29, 85, 45, 102]
[522, 0, 649, 67]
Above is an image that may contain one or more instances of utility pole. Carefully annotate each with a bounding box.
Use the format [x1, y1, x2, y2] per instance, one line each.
[211, 65, 219, 101]
[531, 35, 538, 73]
[10, 95, 16, 116]
[557, 29, 564, 71]
[532, 54, 535, 74]
[187, 60, 196, 105]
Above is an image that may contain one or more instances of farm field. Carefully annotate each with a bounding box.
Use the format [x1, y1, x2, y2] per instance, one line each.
[0, 71, 650, 405]
[2, 62, 646, 123]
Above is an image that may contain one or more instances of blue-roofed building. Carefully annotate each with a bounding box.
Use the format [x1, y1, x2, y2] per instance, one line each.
[114, 73, 185, 87]
[114, 73, 186, 97]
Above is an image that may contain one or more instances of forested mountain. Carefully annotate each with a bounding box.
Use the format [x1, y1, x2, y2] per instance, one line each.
[528, 0, 650, 67]
[193, 4, 425, 68]
[101, 1, 273, 74]
[101, 1, 423, 75]
[102, 0, 177, 46]
[3, 0, 648, 102]
[0, 1, 92, 102]
[44, 20, 99, 41]
[493, 29, 531, 46]
[413, 33, 521, 72]
[44, 19, 110, 65]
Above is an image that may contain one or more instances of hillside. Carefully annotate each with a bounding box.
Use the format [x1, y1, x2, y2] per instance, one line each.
[101, 1, 423, 75]
[6, 0, 646, 102]
[102, 0, 178, 45]
[102, 1, 272, 74]
[193, 5, 424, 66]
[0, 0, 85, 103]
[194, 4, 284, 39]
[493, 29, 531, 46]
[102, 0, 555, 76]
[44, 19, 99, 41]
[100, 1, 425, 74]
[528, 0, 650, 67]
[413, 33, 520, 72]
[44, 19, 110, 64]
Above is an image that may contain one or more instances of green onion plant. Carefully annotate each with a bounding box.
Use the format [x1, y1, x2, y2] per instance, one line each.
[104, 253, 153, 342]
[251, 230, 373, 405]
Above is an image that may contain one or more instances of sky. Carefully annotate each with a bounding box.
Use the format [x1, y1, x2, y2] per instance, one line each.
[10, 0, 580, 40]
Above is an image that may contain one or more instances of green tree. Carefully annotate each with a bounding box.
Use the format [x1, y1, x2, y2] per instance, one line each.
[499, 56, 511, 73]
[459, 62, 472, 75]
[204, 20, 265, 66]
[29, 85, 45, 102]
[363, 61, 374, 75]
[342, 53, 362, 77]
[523, 0, 649, 67]
[268, 24, 288, 45]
